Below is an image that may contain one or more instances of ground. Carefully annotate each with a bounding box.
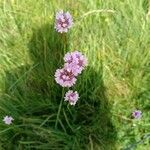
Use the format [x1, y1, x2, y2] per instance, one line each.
[0, 0, 150, 149]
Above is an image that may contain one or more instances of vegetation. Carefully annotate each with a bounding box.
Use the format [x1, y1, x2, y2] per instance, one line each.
[0, 0, 149, 149]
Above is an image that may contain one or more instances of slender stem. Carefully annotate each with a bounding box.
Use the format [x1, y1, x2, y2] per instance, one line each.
[81, 9, 115, 19]
[55, 88, 64, 129]
[62, 33, 67, 54]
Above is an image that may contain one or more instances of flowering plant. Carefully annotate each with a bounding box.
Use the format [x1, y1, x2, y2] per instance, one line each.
[55, 51, 88, 105]
[55, 10, 73, 33]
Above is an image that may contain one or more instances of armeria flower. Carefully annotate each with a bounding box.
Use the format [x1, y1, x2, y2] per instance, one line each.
[132, 110, 142, 119]
[55, 67, 76, 87]
[64, 62, 80, 76]
[3, 116, 14, 125]
[64, 51, 88, 75]
[64, 90, 79, 105]
[55, 10, 73, 33]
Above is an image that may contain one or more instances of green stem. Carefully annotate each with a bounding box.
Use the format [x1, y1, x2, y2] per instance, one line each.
[62, 33, 67, 54]
[55, 88, 64, 129]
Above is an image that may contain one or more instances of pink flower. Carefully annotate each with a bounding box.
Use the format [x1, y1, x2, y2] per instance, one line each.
[64, 90, 79, 105]
[132, 110, 142, 119]
[3, 116, 14, 125]
[55, 68, 76, 87]
[55, 10, 73, 33]
[64, 62, 80, 76]
[64, 51, 88, 76]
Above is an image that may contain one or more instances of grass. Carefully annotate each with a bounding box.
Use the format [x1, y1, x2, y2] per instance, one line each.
[0, 0, 150, 149]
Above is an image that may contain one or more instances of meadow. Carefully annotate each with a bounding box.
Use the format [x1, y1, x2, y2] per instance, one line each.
[0, 0, 150, 149]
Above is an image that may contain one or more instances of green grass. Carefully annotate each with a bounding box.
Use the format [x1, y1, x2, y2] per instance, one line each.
[0, 0, 150, 149]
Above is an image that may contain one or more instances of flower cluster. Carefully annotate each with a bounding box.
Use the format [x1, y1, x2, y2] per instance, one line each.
[3, 116, 14, 125]
[55, 51, 87, 105]
[55, 10, 73, 33]
[64, 90, 79, 106]
[132, 110, 142, 119]
[55, 67, 76, 87]
[54, 11, 87, 105]
[64, 51, 88, 76]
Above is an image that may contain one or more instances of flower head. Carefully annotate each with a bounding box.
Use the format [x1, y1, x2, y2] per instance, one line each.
[55, 67, 76, 87]
[64, 90, 79, 105]
[132, 110, 142, 119]
[55, 10, 73, 33]
[64, 51, 88, 76]
[3, 116, 14, 125]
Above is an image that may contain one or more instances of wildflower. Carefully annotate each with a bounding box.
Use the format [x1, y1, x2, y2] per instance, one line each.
[64, 62, 80, 76]
[55, 68, 76, 87]
[3, 116, 14, 125]
[64, 51, 88, 75]
[55, 10, 73, 33]
[132, 110, 142, 119]
[64, 90, 79, 105]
